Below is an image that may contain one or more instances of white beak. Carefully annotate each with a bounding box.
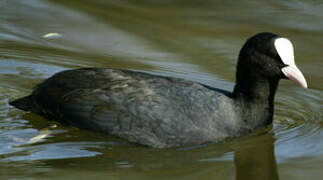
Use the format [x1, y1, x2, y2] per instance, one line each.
[281, 65, 307, 88]
[274, 38, 308, 88]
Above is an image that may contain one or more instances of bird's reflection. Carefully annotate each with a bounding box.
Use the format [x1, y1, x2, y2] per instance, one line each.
[234, 132, 279, 180]
[15, 113, 280, 179]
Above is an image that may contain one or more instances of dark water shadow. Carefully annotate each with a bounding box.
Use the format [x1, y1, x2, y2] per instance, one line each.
[234, 132, 279, 180]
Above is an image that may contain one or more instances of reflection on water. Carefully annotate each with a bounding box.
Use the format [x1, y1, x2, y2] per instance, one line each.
[235, 133, 278, 180]
[0, 0, 322, 179]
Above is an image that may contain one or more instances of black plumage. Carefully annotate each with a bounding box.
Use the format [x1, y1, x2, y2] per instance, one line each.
[10, 32, 307, 148]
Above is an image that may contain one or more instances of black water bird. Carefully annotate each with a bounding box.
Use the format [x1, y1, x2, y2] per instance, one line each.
[10, 32, 307, 148]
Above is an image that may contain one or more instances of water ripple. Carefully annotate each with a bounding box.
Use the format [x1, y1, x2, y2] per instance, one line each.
[274, 86, 323, 160]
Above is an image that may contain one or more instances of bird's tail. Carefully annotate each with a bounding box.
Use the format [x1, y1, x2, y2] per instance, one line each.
[9, 95, 38, 112]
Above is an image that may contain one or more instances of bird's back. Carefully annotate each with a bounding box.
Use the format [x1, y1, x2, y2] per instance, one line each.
[11, 68, 236, 147]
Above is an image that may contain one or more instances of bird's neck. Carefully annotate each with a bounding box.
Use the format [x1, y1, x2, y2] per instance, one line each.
[232, 75, 279, 130]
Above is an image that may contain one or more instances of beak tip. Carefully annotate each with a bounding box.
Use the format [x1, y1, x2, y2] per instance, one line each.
[282, 65, 307, 89]
[299, 77, 308, 88]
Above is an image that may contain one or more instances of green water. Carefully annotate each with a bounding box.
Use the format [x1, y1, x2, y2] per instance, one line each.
[0, 0, 322, 179]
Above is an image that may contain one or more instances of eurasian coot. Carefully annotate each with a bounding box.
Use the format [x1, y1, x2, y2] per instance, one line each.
[10, 32, 307, 148]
